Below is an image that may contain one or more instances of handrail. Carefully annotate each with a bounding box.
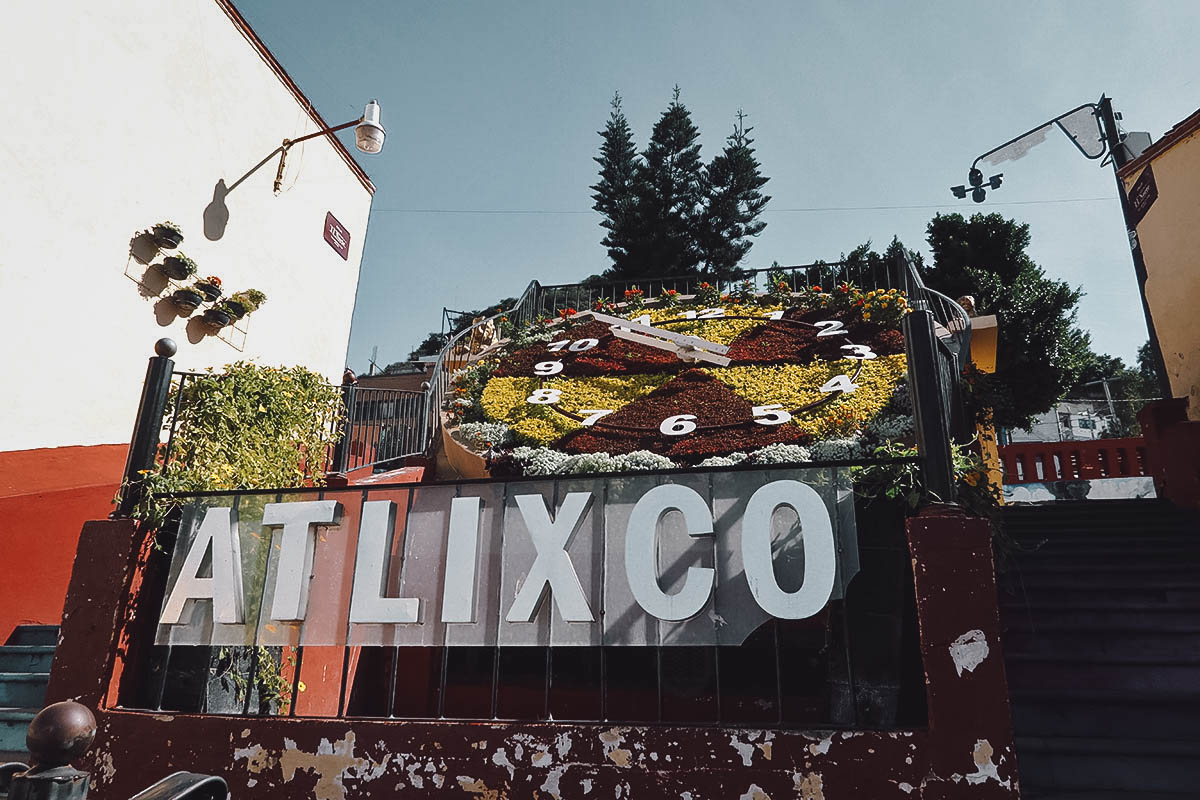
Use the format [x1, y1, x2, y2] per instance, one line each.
[423, 280, 542, 446]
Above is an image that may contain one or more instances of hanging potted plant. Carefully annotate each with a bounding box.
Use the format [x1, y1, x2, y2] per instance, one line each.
[225, 289, 267, 319]
[160, 252, 198, 280]
[170, 285, 205, 312]
[202, 302, 234, 328]
[151, 220, 184, 249]
[192, 275, 222, 302]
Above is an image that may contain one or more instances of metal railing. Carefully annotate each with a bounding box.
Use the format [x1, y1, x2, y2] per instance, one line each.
[117, 254, 973, 500]
[418, 255, 973, 496]
[330, 386, 426, 473]
[1000, 437, 1148, 484]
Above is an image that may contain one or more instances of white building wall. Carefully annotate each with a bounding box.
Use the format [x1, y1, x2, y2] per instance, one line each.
[0, 0, 374, 451]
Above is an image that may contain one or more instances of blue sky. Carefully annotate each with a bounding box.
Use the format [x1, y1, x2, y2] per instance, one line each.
[238, 0, 1199, 373]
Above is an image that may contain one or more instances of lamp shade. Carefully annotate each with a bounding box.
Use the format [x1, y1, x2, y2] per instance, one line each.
[355, 100, 385, 154]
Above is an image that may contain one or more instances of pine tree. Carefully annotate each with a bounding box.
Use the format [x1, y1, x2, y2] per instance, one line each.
[590, 92, 641, 276]
[630, 86, 706, 276]
[696, 111, 771, 280]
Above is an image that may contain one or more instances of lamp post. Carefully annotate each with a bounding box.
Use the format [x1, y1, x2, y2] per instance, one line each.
[948, 94, 1172, 399]
[274, 99, 385, 193]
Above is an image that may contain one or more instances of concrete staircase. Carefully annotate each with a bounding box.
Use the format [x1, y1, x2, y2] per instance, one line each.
[0, 626, 57, 761]
[999, 499, 1200, 798]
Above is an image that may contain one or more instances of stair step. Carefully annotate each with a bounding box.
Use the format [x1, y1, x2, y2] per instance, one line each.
[1010, 688, 1200, 740]
[1006, 551, 1200, 567]
[1015, 735, 1200, 792]
[999, 605, 1200, 629]
[4, 627, 58, 647]
[1003, 627, 1200, 660]
[0, 648, 54, 674]
[0, 708, 36, 754]
[999, 584, 1200, 608]
[1006, 657, 1200, 692]
[0, 675, 48, 709]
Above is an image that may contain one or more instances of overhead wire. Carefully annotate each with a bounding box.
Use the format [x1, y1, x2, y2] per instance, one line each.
[371, 197, 1114, 215]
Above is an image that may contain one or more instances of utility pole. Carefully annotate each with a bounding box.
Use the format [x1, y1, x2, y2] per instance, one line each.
[1096, 96, 1173, 399]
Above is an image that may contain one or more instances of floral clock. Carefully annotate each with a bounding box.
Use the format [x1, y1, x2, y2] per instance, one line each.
[448, 285, 915, 476]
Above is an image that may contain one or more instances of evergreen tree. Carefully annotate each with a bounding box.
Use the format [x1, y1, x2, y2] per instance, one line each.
[923, 213, 1093, 429]
[590, 92, 641, 276]
[696, 111, 771, 280]
[629, 86, 706, 276]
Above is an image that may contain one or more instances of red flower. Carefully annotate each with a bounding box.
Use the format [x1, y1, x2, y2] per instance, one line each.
[811, 285, 822, 292]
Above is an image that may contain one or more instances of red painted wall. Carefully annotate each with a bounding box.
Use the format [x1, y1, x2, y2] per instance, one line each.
[0, 444, 127, 641]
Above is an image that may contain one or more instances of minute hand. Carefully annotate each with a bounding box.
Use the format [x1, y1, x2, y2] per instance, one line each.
[577, 310, 731, 366]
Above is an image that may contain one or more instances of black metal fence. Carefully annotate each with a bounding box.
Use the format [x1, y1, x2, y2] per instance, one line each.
[329, 386, 427, 474]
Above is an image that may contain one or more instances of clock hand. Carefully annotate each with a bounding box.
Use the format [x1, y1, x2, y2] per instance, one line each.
[577, 310, 731, 364]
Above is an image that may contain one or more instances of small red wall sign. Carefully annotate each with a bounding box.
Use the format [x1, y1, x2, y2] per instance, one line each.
[324, 211, 351, 261]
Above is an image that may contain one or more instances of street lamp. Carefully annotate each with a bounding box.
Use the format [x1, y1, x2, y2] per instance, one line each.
[948, 94, 1171, 398]
[274, 99, 385, 192]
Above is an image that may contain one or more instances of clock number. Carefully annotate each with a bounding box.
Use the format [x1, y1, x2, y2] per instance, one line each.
[697, 307, 725, 319]
[840, 344, 877, 360]
[526, 388, 562, 405]
[752, 404, 792, 426]
[814, 320, 846, 337]
[548, 338, 599, 353]
[819, 375, 859, 394]
[660, 414, 698, 436]
[568, 337, 599, 352]
[615, 314, 652, 333]
[578, 409, 614, 426]
[763, 310, 784, 320]
[534, 360, 564, 376]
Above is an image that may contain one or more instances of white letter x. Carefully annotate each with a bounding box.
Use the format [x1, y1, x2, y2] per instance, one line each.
[505, 492, 595, 623]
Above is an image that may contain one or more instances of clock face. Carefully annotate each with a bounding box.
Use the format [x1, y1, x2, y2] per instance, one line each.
[466, 293, 911, 469]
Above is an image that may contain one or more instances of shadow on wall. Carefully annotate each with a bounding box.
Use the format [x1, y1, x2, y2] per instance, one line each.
[128, 232, 160, 266]
[138, 265, 170, 299]
[203, 180, 230, 241]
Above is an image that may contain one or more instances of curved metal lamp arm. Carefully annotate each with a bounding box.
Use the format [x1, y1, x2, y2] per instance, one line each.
[969, 102, 1104, 170]
[273, 116, 363, 193]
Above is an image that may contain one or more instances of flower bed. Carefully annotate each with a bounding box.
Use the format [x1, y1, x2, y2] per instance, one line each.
[445, 281, 915, 477]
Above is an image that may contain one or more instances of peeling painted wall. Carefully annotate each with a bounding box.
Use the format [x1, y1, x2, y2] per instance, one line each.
[49, 508, 1020, 799]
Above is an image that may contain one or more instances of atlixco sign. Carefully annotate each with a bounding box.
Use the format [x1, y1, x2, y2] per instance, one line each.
[156, 468, 858, 648]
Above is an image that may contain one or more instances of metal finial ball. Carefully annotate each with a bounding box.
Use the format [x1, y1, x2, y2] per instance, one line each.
[25, 701, 96, 767]
[155, 338, 178, 358]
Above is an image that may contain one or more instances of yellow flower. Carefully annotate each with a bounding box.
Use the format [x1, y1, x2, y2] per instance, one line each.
[863, 312, 871, 319]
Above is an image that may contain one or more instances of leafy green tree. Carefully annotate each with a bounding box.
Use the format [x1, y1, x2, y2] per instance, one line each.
[590, 92, 641, 276]
[696, 111, 771, 280]
[923, 213, 1093, 429]
[1071, 341, 1161, 437]
[628, 86, 706, 276]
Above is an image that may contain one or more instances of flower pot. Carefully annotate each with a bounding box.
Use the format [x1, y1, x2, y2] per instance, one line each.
[160, 256, 192, 280]
[152, 226, 184, 249]
[223, 300, 247, 319]
[202, 308, 232, 328]
[193, 282, 221, 302]
[171, 288, 204, 311]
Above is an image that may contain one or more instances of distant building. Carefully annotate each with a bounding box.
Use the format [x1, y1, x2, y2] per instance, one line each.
[1006, 401, 1109, 443]
[0, 0, 376, 641]
[1119, 106, 1200, 420]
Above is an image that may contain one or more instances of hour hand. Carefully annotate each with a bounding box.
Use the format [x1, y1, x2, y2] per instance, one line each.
[577, 310, 731, 366]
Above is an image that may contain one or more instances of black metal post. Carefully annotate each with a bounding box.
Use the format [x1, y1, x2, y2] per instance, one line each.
[329, 377, 357, 476]
[904, 310, 956, 502]
[1097, 95, 1173, 399]
[115, 339, 176, 518]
